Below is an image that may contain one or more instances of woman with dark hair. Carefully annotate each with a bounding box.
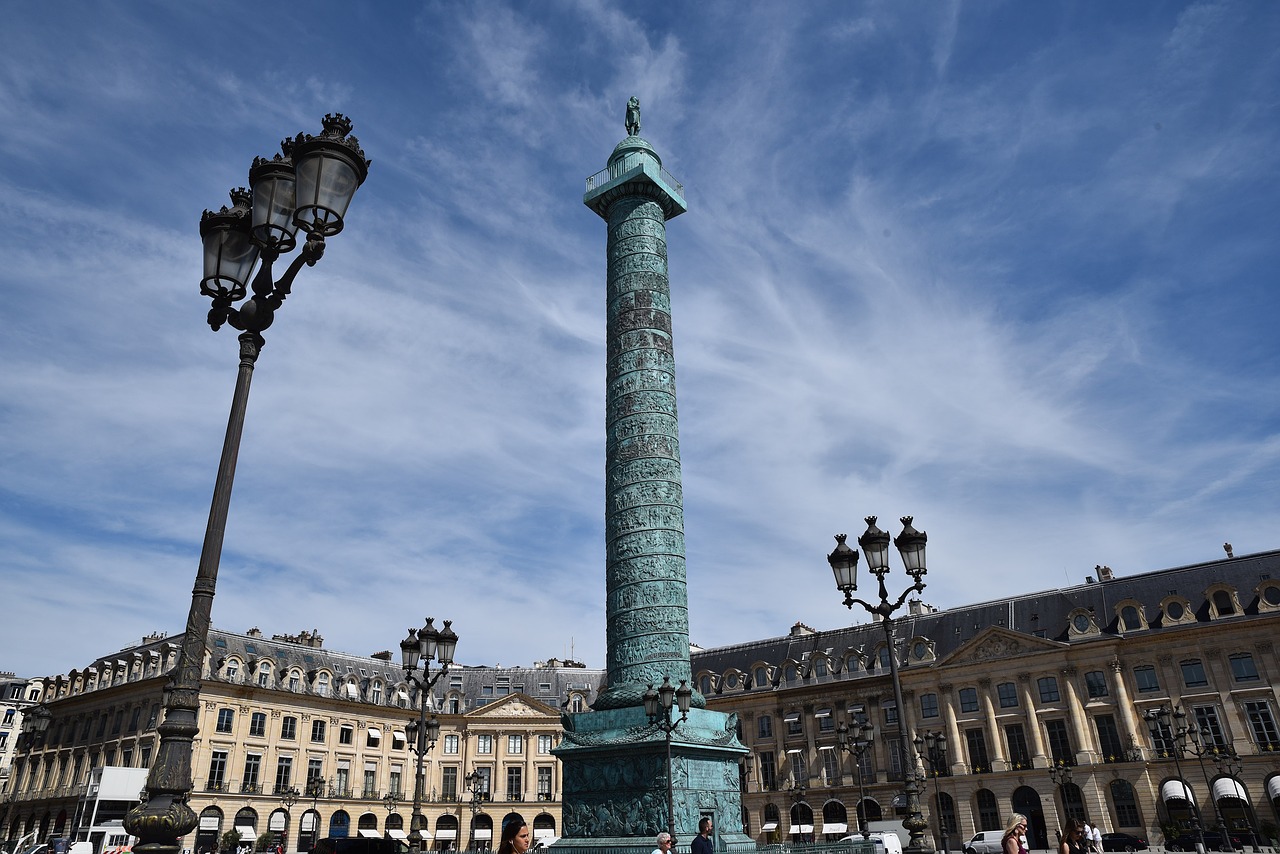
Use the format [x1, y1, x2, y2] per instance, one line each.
[1059, 819, 1087, 854]
[498, 820, 531, 854]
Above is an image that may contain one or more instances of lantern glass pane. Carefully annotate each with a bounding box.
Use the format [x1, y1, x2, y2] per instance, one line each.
[294, 154, 358, 236]
[201, 226, 258, 299]
[252, 172, 298, 252]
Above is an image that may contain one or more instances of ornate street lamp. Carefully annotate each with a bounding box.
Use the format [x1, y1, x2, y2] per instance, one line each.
[466, 769, 486, 814]
[1184, 723, 1235, 852]
[915, 731, 949, 853]
[836, 720, 875, 836]
[828, 516, 930, 854]
[644, 676, 693, 837]
[401, 619, 458, 854]
[1048, 761, 1075, 824]
[1144, 707, 1205, 853]
[123, 115, 369, 854]
[1210, 749, 1251, 848]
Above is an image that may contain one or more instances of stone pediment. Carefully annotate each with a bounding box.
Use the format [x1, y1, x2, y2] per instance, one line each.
[935, 626, 1067, 667]
[464, 692, 560, 718]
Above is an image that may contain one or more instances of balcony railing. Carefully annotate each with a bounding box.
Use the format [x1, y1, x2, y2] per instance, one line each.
[205, 781, 226, 793]
[536, 793, 555, 802]
[360, 788, 380, 800]
[240, 782, 263, 794]
[584, 153, 684, 197]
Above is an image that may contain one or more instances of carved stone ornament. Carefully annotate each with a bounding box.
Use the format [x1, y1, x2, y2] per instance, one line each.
[969, 635, 1027, 661]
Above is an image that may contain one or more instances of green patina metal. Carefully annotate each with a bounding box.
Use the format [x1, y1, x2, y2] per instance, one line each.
[553, 99, 750, 852]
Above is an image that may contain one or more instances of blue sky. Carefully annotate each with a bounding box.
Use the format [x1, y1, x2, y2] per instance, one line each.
[2, 2, 1278, 679]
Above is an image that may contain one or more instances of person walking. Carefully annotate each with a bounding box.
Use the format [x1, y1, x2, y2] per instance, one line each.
[497, 820, 531, 854]
[1003, 814, 1029, 854]
[652, 832, 675, 854]
[692, 818, 713, 854]
[1059, 819, 1087, 854]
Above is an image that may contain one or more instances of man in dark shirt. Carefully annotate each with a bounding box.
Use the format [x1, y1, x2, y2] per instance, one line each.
[691, 818, 713, 854]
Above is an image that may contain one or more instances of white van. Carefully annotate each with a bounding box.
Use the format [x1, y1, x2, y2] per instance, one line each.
[840, 832, 905, 854]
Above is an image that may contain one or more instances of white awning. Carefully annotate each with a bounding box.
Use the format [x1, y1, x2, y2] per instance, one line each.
[1212, 778, 1248, 801]
[818, 744, 835, 751]
[1161, 780, 1195, 804]
[822, 823, 848, 834]
[1269, 777, 1280, 800]
[473, 829, 492, 840]
[814, 709, 831, 718]
[789, 825, 814, 834]
[533, 830, 556, 840]
[761, 823, 778, 832]
[786, 748, 803, 754]
[387, 830, 408, 840]
[784, 713, 800, 723]
[359, 830, 380, 838]
[236, 827, 257, 840]
[435, 830, 457, 840]
[393, 730, 407, 741]
[200, 816, 221, 830]
[367, 728, 382, 741]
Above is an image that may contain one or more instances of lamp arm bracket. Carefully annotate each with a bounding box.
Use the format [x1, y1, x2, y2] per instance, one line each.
[845, 595, 878, 613]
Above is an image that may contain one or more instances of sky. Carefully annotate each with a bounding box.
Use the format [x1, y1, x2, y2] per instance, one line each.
[2, 1, 1278, 680]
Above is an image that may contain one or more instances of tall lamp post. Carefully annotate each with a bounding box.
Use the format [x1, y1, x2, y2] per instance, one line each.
[1210, 749, 1251, 849]
[828, 516, 930, 854]
[123, 114, 369, 854]
[1048, 762, 1074, 825]
[401, 619, 458, 854]
[1184, 723, 1234, 852]
[644, 676, 693, 837]
[1144, 707, 1205, 853]
[836, 721, 875, 837]
[280, 787, 299, 851]
[915, 731, 949, 854]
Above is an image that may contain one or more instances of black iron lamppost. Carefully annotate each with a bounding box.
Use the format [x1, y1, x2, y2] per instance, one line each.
[915, 731, 949, 854]
[123, 115, 369, 854]
[1144, 707, 1205, 853]
[1048, 762, 1074, 823]
[278, 787, 299, 850]
[401, 619, 458, 854]
[466, 769, 486, 813]
[644, 676, 693, 837]
[1210, 750, 1251, 849]
[828, 516, 930, 854]
[836, 721, 875, 836]
[1184, 725, 1234, 852]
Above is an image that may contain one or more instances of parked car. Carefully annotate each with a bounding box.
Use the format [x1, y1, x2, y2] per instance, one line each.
[964, 831, 1005, 854]
[1165, 831, 1241, 852]
[839, 832, 904, 854]
[1100, 833, 1148, 852]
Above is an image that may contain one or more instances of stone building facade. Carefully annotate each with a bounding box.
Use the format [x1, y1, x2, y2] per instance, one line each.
[692, 550, 1280, 849]
[2, 628, 604, 853]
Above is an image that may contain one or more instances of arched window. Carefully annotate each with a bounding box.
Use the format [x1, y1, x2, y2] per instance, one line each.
[317, 672, 331, 697]
[370, 682, 383, 704]
[1110, 779, 1140, 827]
[976, 789, 1000, 831]
[257, 662, 271, 687]
[755, 666, 769, 686]
[1212, 589, 1236, 616]
[1120, 605, 1142, 630]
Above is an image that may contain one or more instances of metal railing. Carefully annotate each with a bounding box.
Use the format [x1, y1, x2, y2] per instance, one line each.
[585, 153, 684, 197]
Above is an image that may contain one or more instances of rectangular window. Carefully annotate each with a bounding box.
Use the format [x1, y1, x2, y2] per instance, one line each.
[537, 766, 553, 800]
[817, 709, 835, 732]
[920, 693, 939, 719]
[758, 715, 773, 738]
[1149, 716, 1177, 757]
[242, 754, 261, 791]
[207, 750, 227, 791]
[281, 716, 297, 740]
[1095, 715, 1124, 762]
[335, 760, 350, 796]
[311, 719, 326, 742]
[786, 714, 803, 736]
[1193, 706, 1229, 751]
[274, 757, 293, 793]
[883, 702, 898, 725]
[1045, 719, 1073, 765]
[363, 764, 377, 798]
[307, 758, 324, 785]
[506, 766, 522, 800]
[886, 737, 905, 781]
[249, 712, 266, 738]
[789, 749, 808, 785]
[958, 687, 979, 713]
[1243, 701, 1280, 751]
[216, 708, 234, 733]
[476, 766, 491, 798]
[821, 748, 840, 786]
[1134, 665, 1159, 692]
[759, 751, 777, 791]
[508, 734, 523, 754]
[389, 765, 403, 798]
[1181, 659, 1208, 687]
[1038, 676, 1060, 703]
[442, 767, 458, 801]
[965, 729, 990, 773]
[339, 725, 353, 745]
[444, 734, 460, 755]
[477, 734, 493, 754]
[1230, 653, 1259, 682]
[129, 707, 142, 732]
[997, 682, 1018, 709]
[1005, 724, 1030, 769]
[1084, 671, 1109, 699]
[537, 734, 553, 754]
[112, 711, 124, 734]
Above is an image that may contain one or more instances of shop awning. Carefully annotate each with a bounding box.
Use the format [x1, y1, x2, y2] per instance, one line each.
[1269, 777, 1280, 801]
[473, 829, 492, 840]
[533, 830, 556, 840]
[236, 827, 257, 841]
[1161, 780, 1195, 804]
[366, 727, 382, 742]
[387, 830, 408, 840]
[761, 823, 778, 832]
[822, 823, 848, 834]
[435, 830, 457, 840]
[790, 825, 814, 834]
[1212, 778, 1248, 801]
[359, 830, 380, 838]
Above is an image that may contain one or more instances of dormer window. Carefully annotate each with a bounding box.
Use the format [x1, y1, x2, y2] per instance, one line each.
[1207, 586, 1240, 618]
